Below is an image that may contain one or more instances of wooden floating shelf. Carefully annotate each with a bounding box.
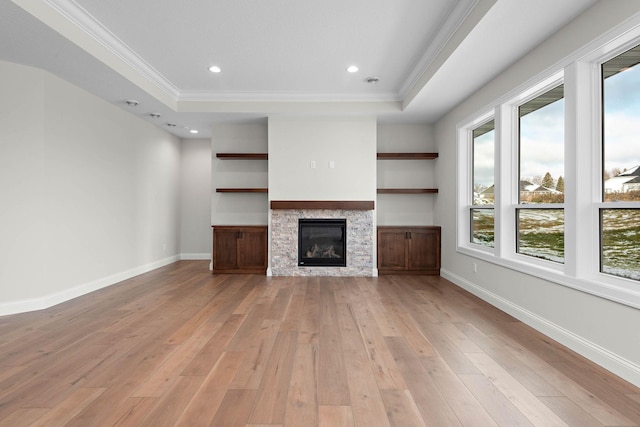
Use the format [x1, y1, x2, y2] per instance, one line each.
[216, 188, 268, 193]
[377, 189, 439, 194]
[377, 152, 438, 160]
[216, 153, 268, 160]
[270, 200, 375, 210]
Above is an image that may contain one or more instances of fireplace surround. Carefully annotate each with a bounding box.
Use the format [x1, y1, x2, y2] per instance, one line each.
[269, 201, 375, 276]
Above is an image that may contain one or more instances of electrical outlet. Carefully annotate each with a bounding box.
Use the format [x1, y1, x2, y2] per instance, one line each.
[473, 262, 477, 273]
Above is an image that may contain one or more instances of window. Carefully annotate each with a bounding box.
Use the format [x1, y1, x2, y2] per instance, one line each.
[601, 44, 640, 280]
[471, 120, 495, 247]
[517, 85, 565, 263]
[457, 20, 640, 309]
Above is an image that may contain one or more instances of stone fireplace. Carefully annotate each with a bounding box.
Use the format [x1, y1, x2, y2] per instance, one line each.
[269, 201, 375, 276]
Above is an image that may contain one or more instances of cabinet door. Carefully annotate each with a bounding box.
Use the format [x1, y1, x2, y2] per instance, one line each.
[237, 228, 267, 270]
[213, 228, 239, 270]
[408, 228, 440, 272]
[377, 229, 408, 270]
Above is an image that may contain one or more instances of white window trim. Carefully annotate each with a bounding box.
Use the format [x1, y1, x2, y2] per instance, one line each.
[457, 112, 495, 253]
[457, 17, 640, 310]
[506, 74, 565, 267]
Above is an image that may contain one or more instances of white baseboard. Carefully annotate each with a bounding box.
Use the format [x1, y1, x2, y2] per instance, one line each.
[441, 268, 640, 388]
[180, 253, 211, 260]
[0, 255, 180, 316]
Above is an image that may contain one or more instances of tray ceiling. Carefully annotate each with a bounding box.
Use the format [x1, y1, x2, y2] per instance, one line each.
[1, 0, 598, 137]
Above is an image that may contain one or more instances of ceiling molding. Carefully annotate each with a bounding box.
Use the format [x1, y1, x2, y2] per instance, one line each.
[177, 100, 402, 115]
[10, 0, 497, 114]
[4, 0, 601, 132]
[14, 0, 180, 107]
[177, 90, 402, 104]
[16, 0, 406, 109]
[398, 0, 479, 98]
[401, 0, 497, 109]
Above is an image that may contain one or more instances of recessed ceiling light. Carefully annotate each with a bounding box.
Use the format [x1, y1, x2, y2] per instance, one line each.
[166, 123, 177, 127]
[365, 76, 380, 84]
[347, 65, 359, 73]
[125, 99, 139, 107]
[149, 113, 161, 119]
[190, 129, 199, 134]
[209, 66, 222, 73]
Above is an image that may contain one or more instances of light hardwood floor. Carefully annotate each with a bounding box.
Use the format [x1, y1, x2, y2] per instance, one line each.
[0, 260, 638, 426]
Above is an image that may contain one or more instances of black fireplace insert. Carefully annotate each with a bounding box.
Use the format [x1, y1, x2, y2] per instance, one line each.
[298, 218, 346, 267]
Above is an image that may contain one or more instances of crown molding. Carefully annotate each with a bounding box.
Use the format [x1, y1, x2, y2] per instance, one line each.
[19, 0, 404, 109]
[177, 90, 401, 104]
[400, 0, 496, 108]
[14, 0, 482, 113]
[398, 0, 479, 98]
[35, 0, 180, 101]
[177, 99, 402, 115]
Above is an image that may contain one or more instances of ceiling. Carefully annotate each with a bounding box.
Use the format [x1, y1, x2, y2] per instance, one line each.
[1, 0, 598, 139]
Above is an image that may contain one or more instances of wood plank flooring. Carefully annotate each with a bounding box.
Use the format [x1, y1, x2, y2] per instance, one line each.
[0, 260, 639, 426]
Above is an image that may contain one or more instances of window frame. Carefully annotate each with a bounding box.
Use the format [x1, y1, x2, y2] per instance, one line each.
[597, 42, 640, 282]
[458, 111, 495, 256]
[456, 21, 640, 310]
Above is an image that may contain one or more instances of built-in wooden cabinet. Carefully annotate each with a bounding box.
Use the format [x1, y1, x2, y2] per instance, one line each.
[212, 226, 268, 274]
[376, 152, 440, 259]
[377, 226, 441, 275]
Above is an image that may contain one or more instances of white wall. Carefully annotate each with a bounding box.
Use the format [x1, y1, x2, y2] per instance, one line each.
[180, 139, 212, 258]
[268, 116, 377, 201]
[0, 61, 46, 304]
[435, 1, 640, 386]
[211, 122, 268, 225]
[0, 60, 182, 315]
[377, 123, 436, 225]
